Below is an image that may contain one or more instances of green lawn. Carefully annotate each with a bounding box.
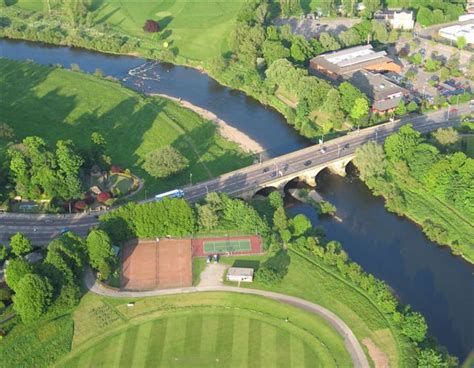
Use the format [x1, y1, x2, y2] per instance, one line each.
[15, 0, 243, 62]
[0, 58, 251, 197]
[220, 251, 411, 367]
[56, 292, 351, 368]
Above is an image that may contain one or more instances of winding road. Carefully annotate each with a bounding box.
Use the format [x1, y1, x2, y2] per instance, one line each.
[84, 270, 370, 368]
[0, 103, 471, 246]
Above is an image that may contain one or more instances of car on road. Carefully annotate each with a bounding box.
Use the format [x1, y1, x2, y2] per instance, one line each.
[263, 167, 270, 173]
[304, 160, 312, 166]
[320, 147, 327, 154]
[449, 108, 458, 114]
[283, 164, 289, 171]
[343, 143, 350, 149]
[269, 172, 276, 178]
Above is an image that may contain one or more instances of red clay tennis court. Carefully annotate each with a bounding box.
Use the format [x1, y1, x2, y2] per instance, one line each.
[192, 235, 262, 257]
[121, 239, 192, 291]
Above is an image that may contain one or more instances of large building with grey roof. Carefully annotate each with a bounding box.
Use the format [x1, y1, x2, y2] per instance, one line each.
[349, 71, 408, 113]
[309, 44, 401, 79]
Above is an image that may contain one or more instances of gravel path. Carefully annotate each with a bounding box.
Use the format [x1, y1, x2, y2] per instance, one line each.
[85, 270, 369, 367]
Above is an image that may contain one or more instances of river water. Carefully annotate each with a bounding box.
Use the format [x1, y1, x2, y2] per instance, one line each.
[0, 39, 472, 360]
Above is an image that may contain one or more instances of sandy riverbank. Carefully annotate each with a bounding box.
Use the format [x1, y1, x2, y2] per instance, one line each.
[149, 93, 264, 153]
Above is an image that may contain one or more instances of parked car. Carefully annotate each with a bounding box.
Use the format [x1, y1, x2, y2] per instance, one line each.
[304, 160, 312, 166]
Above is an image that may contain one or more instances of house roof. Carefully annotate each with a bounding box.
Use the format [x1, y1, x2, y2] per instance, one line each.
[349, 71, 407, 101]
[310, 45, 396, 75]
[227, 267, 254, 277]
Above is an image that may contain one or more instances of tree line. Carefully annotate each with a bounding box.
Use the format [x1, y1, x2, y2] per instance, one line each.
[354, 125, 474, 258]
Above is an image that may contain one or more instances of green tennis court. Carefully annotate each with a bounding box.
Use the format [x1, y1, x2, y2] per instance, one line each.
[203, 239, 252, 253]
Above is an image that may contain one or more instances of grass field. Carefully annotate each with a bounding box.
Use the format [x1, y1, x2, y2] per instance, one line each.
[15, 0, 243, 62]
[0, 58, 251, 197]
[203, 239, 251, 253]
[219, 251, 411, 367]
[57, 292, 351, 368]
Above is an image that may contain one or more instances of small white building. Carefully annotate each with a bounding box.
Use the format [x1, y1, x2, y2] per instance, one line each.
[374, 9, 414, 30]
[439, 23, 474, 45]
[227, 267, 254, 283]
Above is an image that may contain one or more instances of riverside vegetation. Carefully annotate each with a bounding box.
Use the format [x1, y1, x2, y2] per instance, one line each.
[354, 124, 474, 264]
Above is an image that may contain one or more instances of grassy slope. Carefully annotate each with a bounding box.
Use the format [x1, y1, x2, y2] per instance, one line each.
[56, 292, 351, 368]
[0, 58, 251, 197]
[15, 0, 243, 62]
[220, 252, 411, 367]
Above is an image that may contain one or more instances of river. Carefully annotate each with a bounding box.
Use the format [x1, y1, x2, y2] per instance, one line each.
[0, 39, 472, 360]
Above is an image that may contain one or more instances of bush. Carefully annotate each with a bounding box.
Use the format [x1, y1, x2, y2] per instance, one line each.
[143, 146, 188, 178]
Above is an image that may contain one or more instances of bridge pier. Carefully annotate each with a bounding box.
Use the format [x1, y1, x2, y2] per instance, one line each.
[328, 159, 352, 177]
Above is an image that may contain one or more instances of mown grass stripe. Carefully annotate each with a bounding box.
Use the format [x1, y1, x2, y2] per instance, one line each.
[276, 328, 291, 368]
[304, 342, 318, 368]
[85, 334, 116, 367]
[290, 335, 305, 368]
[162, 315, 187, 364]
[145, 318, 168, 367]
[200, 315, 218, 357]
[260, 321, 277, 367]
[247, 319, 261, 368]
[216, 313, 234, 364]
[231, 314, 250, 368]
[118, 325, 140, 368]
[184, 315, 203, 357]
[130, 321, 153, 368]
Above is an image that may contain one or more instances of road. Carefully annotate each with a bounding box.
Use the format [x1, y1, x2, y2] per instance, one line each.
[84, 270, 370, 368]
[0, 103, 471, 245]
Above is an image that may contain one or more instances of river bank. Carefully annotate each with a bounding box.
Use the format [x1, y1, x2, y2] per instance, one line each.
[149, 93, 264, 153]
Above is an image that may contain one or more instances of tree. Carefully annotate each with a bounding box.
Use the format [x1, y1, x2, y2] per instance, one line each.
[410, 53, 423, 66]
[5, 258, 33, 292]
[339, 82, 367, 116]
[273, 206, 288, 233]
[279, 0, 302, 17]
[456, 36, 466, 50]
[431, 9, 444, 25]
[417, 349, 448, 368]
[354, 141, 387, 180]
[407, 101, 418, 113]
[290, 36, 313, 63]
[143, 20, 160, 33]
[371, 20, 388, 43]
[13, 274, 53, 323]
[432, 127, 460, 146]
[401, 311, 428, 342]
[86, 229, 115, 270]
[339, 29, 361, 47]
[0, 244, 7, 262]
[197, 204, 219, 231]
[362, 0, 381, 18]
[394, 100, 407, 116]
[416, 7, 433, 27]
[439, 67, 449, 82]
[350, 98, 369, 120]
[143, 146, 189, 178]
[55, 140, 84, 200]
[424, 58, 441, 72]
[384, 124, 422, 161]
[290, 214, 312, 237]
[268, 191, 284, 209]
[319, 32, 340, 51]
[10, 232, 32, 257]
[262, 40, 290, 65]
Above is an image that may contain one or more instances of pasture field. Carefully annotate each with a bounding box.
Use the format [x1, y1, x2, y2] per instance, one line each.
[0, 58, 251, 196]
[57, 292, 352, 368]
[15, 0, 244, 62]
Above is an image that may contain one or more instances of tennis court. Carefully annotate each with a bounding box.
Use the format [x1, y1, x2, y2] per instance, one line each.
[203, 239, 252, 254]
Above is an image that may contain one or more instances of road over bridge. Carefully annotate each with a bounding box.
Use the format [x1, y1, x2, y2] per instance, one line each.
[0, 103, 471, 245]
